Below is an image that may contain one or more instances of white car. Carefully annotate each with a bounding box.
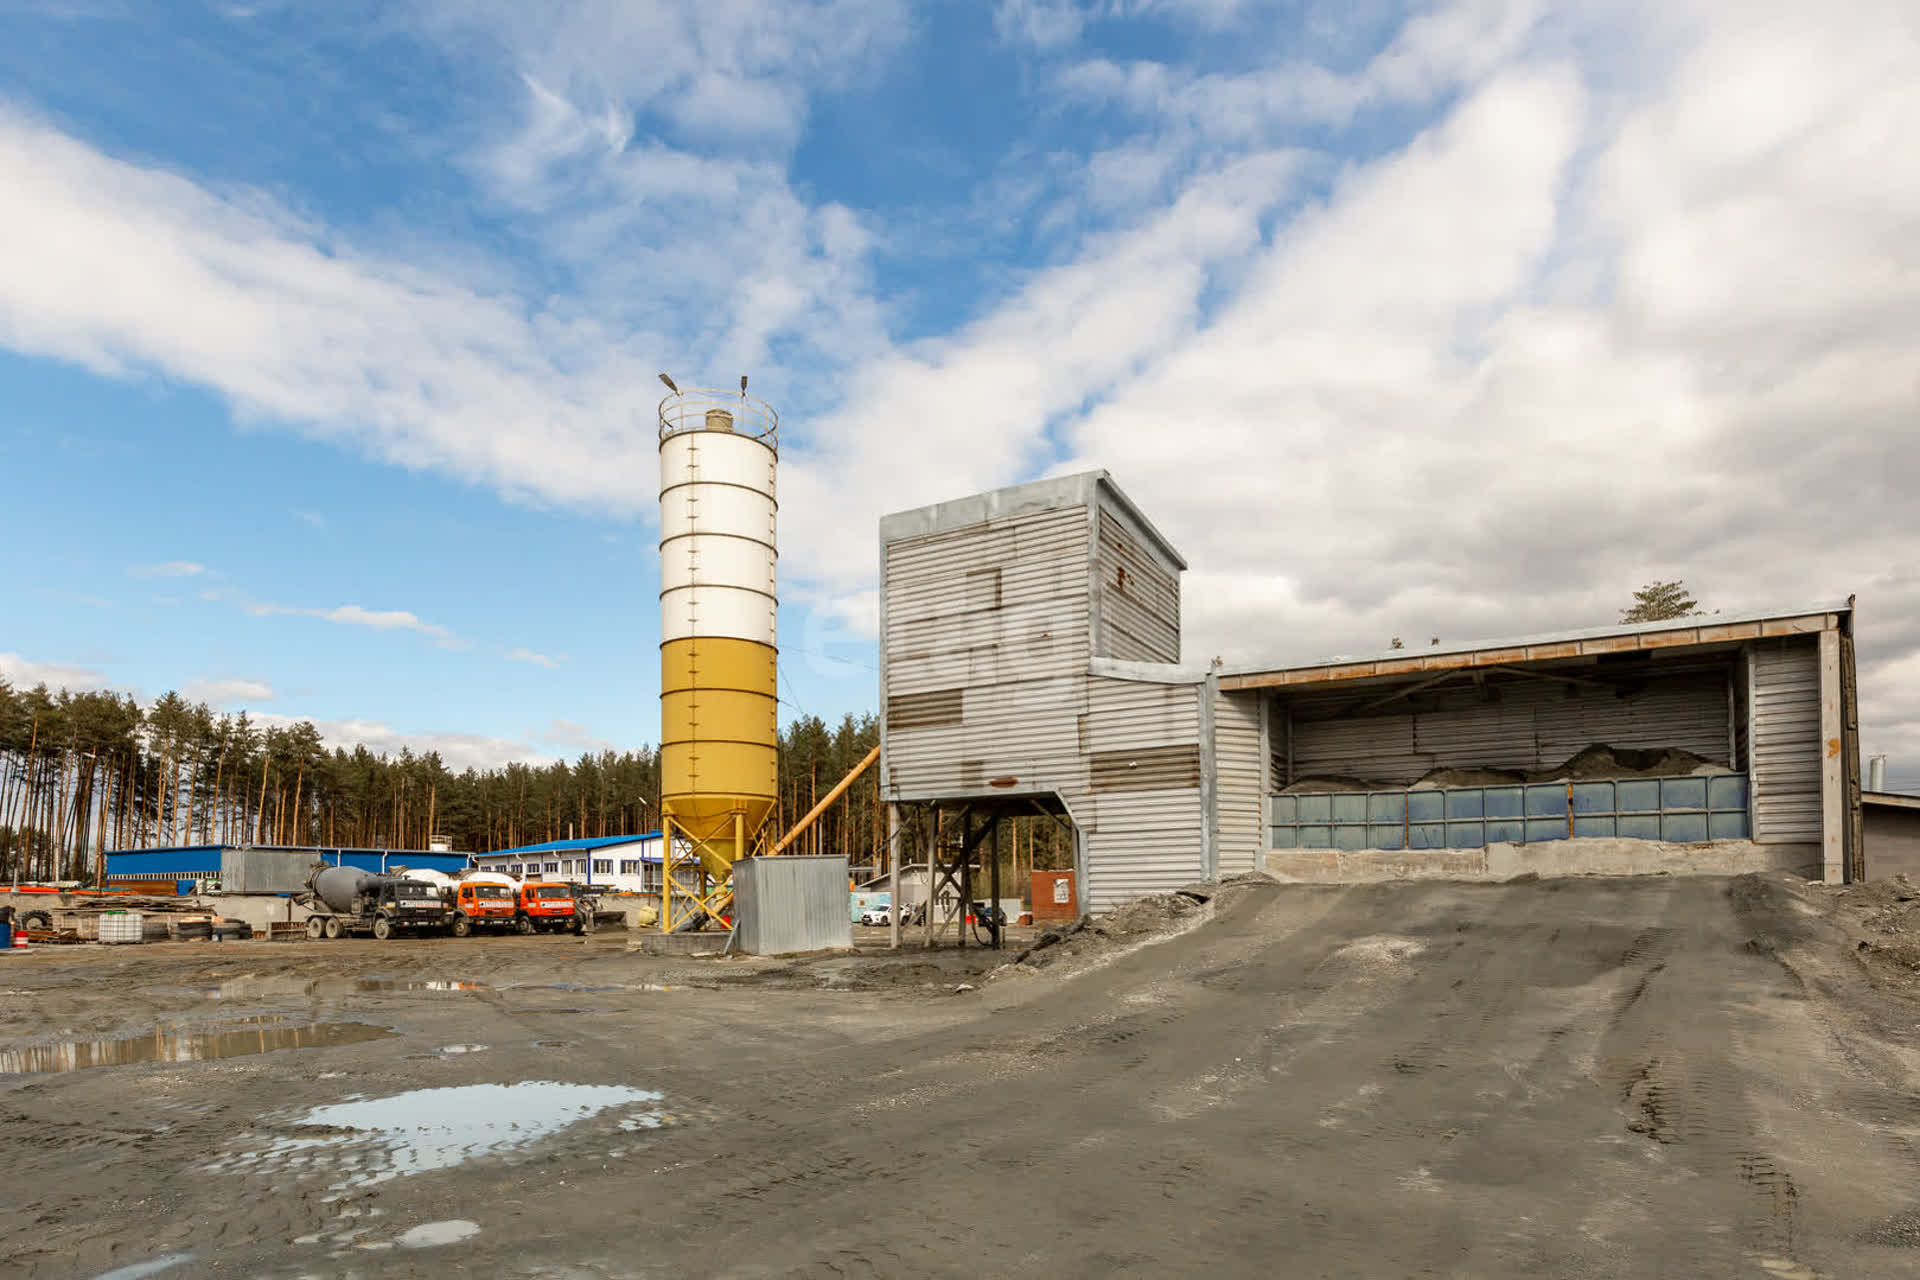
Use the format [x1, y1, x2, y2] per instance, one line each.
[858, 906, 894, 927]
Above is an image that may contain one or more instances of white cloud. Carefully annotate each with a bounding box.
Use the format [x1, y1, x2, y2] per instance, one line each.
[5, 0, 1920, 777]
[425, 0, 908, 145]
[508, 647, 563, 668]
[1059, 0, 1546, 136]
[994, 0, 1271, 48]
[805, 0, 1920, 774]
[536, 717, 613, 751]
[0, 106, 662, 511]
[182, 676, 275, 707]
[0, 652, 110, 691]
[0, 85, 889, 515]
[130, 560, 207, 578]
[254, 712, 557, 772]
[245, 602, 469, 650]
[995, 0, 1087, 48]
[780, 149, 1301, 612]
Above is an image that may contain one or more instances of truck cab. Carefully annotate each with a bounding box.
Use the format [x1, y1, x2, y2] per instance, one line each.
[517, 881, 582, 934]
[449, 880, 518, 937]
[366, 879, 447, 940]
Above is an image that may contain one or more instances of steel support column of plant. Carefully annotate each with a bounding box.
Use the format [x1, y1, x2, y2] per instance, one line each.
[660, 809, 771, 933]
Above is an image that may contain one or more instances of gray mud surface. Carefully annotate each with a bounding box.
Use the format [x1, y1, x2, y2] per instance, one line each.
[5, 874, 1920, 1277]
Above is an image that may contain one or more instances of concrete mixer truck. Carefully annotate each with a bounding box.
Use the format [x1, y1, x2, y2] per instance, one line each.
[300, 866, 451, 940]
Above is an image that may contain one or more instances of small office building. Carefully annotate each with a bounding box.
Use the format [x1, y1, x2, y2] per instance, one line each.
[471, 833, 667, 893]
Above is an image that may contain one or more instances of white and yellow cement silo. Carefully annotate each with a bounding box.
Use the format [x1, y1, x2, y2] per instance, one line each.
[657, 383, 779, 926]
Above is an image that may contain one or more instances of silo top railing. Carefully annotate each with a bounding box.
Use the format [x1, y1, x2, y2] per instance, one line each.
[658, 388, 779, 447]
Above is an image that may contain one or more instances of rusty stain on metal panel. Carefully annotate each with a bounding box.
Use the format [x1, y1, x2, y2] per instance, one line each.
[1761, 615, 1829, 636]
[1581, 635, 1642, 654]
[1639, 630, 1701, 650]
[1469, 648, 1529, 667]
[1523, 642, 1581, 660]
[1090, 744, 1201, 792]
[887, 688, 964, 729]
[1698, 622, 1763, 642]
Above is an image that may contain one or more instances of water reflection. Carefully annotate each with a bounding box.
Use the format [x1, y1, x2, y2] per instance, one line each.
[210, 1082, 665, 1188]
[215, 976, 491, 999]
[0, 1023, 392, 1074]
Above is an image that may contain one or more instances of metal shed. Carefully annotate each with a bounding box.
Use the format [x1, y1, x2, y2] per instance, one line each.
[880, 472, 1213, 911]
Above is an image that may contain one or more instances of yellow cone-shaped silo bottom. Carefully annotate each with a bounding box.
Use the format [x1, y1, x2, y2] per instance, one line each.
[661, 635, 777, 877]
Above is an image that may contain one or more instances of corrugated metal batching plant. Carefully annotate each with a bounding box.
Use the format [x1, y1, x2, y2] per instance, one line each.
[657, 381, 780, 924]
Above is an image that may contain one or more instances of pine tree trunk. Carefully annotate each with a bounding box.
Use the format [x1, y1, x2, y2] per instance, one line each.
[21, 715, 39, 875]
[209, 744, 226, 846]
[169, 749, 182, 847]
[290, 767, 305, 847]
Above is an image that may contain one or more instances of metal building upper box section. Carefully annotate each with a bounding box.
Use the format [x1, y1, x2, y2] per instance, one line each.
[876, 471, 1190, 806]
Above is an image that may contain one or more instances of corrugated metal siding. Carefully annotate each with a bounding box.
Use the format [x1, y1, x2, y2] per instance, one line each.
[887, 688, 963, 729]
[1094, 507, 1180, 663]
[1733, 652, 1750, 769]
[1284, 673, 1733, 786]
[884, 505, 1094, 800]
[1080, 677, 1206, 908]
[1214, 689, 1264, 875]
[1751, 639, 1822, 843]
[1081, 789, 1206, 911]
[733, 856, 853, 954]
[1865, 806, 1920, 880]
[1083, 677, 1199, 750]
[222, 848, 324, 895]
[1091, 744, 1200, 790]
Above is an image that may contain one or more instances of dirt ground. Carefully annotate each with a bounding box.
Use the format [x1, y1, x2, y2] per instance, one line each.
[5, 873, 1920, 1278]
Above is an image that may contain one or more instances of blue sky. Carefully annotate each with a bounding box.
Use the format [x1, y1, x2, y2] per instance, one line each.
[3, 0, 1918, 787]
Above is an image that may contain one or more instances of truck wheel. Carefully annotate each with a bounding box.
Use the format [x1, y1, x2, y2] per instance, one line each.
[373, 915, 393, 940]
[575, 915, 593, 936]
[305, 916, 325, 940]
[452, 914, 472, 938]
[516, 917, 536, 935]
[20, 909, 53, 931]
[323, 917, 344, 940]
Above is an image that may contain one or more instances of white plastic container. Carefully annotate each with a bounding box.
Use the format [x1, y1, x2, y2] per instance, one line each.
[98, 913, 144, 944]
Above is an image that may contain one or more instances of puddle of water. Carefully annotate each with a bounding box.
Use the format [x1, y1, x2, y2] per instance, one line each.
[209, 1082, 665, 1188]
[90, 1254, 194, 1280]
[436, 1044, 487, 1056]
[397, 1220, 481, 1249]
[216, 976, 491, 999]
[502, 982, 674, 994]
[1, 1023, 392, 1075]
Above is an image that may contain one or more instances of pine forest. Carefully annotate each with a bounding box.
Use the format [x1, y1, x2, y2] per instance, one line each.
[0, 679, 903, 886]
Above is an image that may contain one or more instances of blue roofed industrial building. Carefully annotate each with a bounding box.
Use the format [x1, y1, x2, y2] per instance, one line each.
[105, 844, 472, 895]
[471, 832, 667, 894]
